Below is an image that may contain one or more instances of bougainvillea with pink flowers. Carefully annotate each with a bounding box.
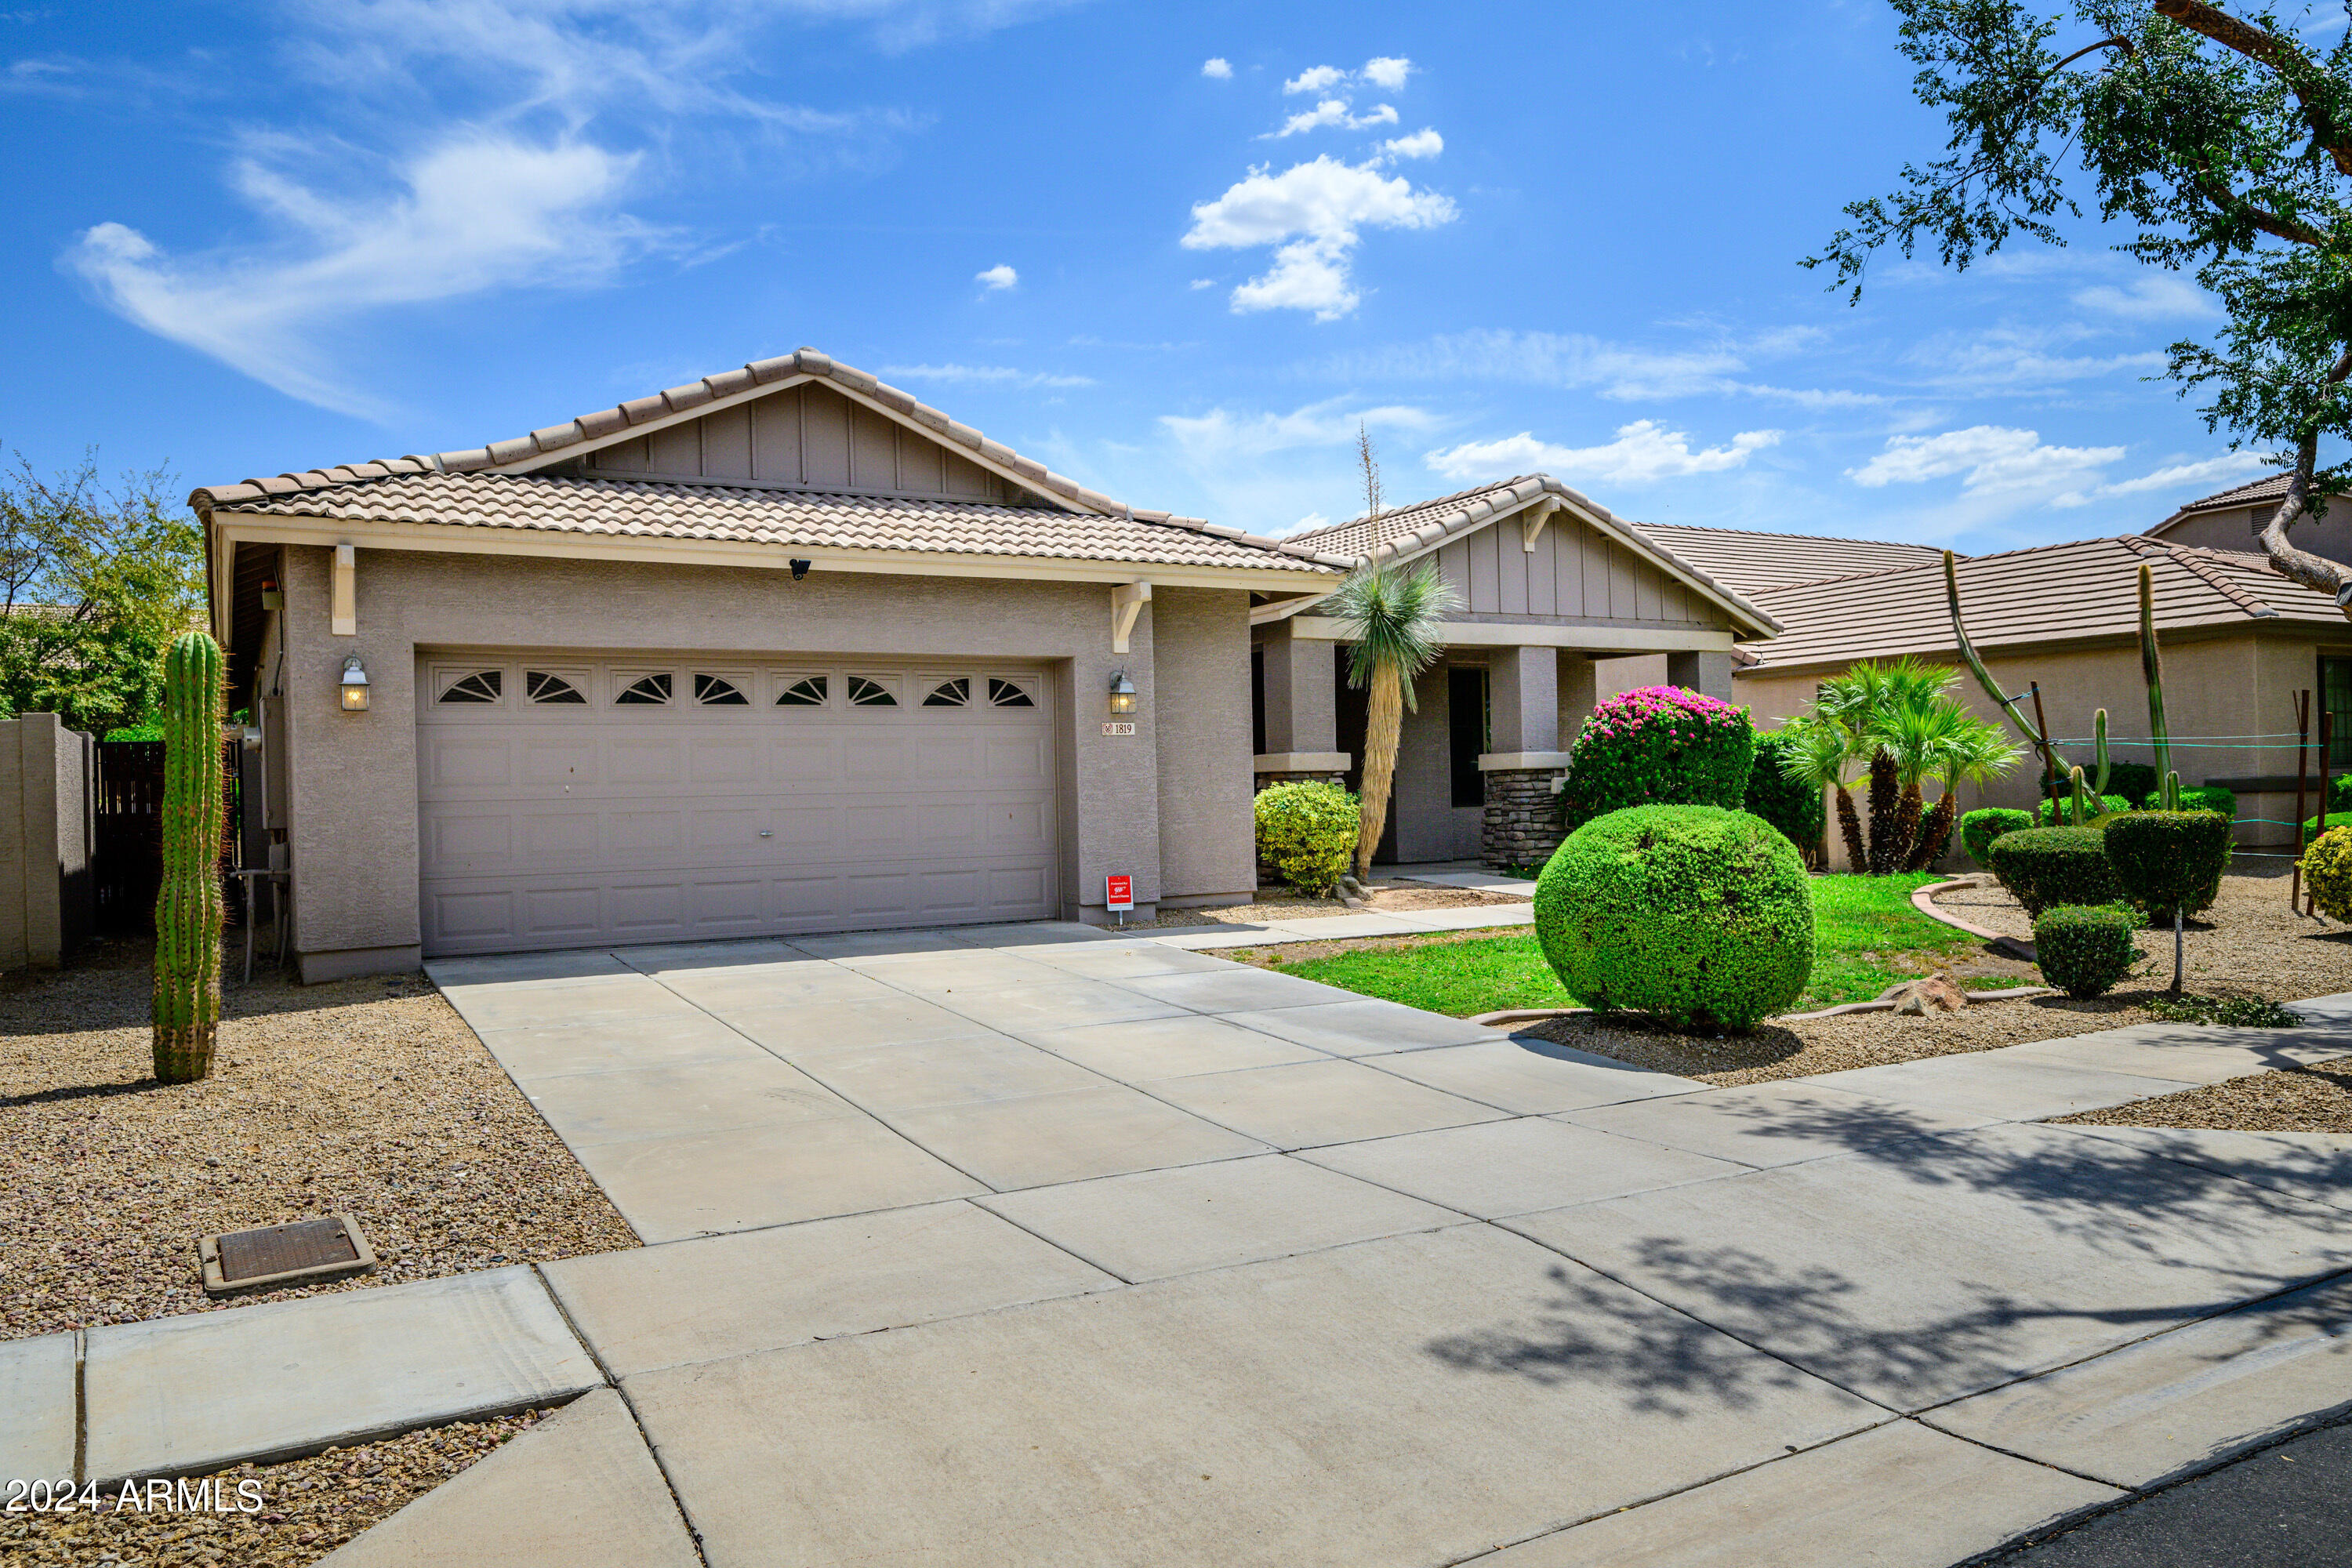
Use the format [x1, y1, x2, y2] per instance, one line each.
[1556, 685, 1757, 833]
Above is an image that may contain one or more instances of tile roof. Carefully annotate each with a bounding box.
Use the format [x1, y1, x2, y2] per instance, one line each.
[1742, 535, 2347, 673]
[1627, 521, 1952, 597]
[1286, 474, 1781, 636]
[196, 470, 1343, 574]
[2165, 471, 2290, 517]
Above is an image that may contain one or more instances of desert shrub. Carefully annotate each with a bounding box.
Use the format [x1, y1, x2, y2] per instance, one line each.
[2033, 904, 2140, 998]
[1534, 804, 1813, 1031]
[2104, 810, 2232, 922]
[2303, 826, 2352, 922]
[2143, 993, 2301, 1027]
[1556, 686, 1755, 833]
[1254, 781, 1357, 895]
[1744, 729, 1826, 855]
[1984, 826, 2120, 917]
[2334, 774, 2352, 813]
[2105, 761, 2159, 808]
[2175, 785, 2236, 818]
[1960, 808, 2034, 866]
[2034, 793, 2132, 826]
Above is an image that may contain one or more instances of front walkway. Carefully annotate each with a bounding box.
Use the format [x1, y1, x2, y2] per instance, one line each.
[18, 925, 2352, 1566]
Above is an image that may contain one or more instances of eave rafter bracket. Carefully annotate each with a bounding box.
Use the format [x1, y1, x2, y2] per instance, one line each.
[1520, 499, 1560, 553]
[1111, 580, 1152, 654]
[331, 544, 357, 637]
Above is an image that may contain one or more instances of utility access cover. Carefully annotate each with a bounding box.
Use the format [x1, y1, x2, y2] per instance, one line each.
[201, 1214, 377, 1296]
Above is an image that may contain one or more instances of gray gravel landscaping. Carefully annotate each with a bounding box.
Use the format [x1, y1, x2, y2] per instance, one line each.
[0, 940, 638, 1343]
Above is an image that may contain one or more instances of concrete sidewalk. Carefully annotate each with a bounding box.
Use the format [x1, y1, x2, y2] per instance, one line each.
[16, 924, 2350, 1568]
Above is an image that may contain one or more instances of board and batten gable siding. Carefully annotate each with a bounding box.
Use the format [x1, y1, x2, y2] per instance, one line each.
[1430, 514, 1722, 627]
[584, 381, 1015, 503]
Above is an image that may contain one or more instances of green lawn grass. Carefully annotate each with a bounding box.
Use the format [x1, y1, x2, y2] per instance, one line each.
[1275, 873, 1988, 1018]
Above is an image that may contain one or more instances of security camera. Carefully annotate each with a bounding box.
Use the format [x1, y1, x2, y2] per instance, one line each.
[790, 559, 811, 581]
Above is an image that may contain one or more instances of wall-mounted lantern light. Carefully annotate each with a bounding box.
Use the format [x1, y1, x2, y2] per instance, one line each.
[1108, 669, 1137, 717]
[339, 654, 370, 712]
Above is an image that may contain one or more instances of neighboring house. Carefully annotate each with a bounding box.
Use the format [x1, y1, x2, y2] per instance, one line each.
[1736, 535, 2352, 848]
[1266, 477, 1781, 869]
[193, 350, 1348, 979]
[2145, 474, 2352, 565]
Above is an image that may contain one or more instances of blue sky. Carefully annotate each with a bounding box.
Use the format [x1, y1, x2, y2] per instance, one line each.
[0, 0, 2274, 550]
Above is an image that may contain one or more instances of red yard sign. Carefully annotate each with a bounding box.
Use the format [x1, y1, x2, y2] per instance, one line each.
[1105, 874, 1133, 912]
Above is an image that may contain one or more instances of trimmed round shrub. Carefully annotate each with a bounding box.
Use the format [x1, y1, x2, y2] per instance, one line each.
[1557, 686, 1755, 833]
[1534, 804, 1813, 1032]
[2104, 810, 2232, 922]
[1984, 826, 2121, 917]
[1744, 729, 1826, 856]
[2303, 826, 2352, 922]
[2334, 774, 2352, 814]
[2176, 785, 2237, 818]
[2034, 793, 2132, 826]
[2105, 762, 2159, 809]
[1254, 781, 1357, 895]
[1961, 808, 2034, 866]
[2300, 811, 2352, 843]
[2034, 904, 2140, 999]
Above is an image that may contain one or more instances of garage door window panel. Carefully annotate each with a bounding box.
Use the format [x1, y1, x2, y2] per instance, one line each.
[525, 670, 587, 705]
[922, 677, 971, 708]
[695, 673, 751, 706]
[847, 676, 898, 707]
[987, 677, 1035, 709]
[437, 669, 504, 705]
[615, 672, 673, 705]
[775, 674, 829, 707]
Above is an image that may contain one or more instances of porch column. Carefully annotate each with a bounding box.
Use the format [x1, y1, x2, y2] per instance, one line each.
[1668, 648, 1736, 702]
[1254, 626, 1348, 791]
[1477, 645, 1574, 872]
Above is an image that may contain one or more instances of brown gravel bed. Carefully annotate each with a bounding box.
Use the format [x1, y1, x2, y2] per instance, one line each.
[1142, 882, 1525, 928]
[0, 940, 637, 1342]
[2053, 1058, 2352, 1134]
[2, 1406, 552, 1566]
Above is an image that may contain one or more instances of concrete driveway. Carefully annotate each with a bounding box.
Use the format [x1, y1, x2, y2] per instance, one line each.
[351, 925, 2352, 1567]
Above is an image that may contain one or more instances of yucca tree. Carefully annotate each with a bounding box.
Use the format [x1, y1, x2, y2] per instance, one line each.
[1327, 557, 1461, 878]
[1907, 710, 2022, 872]
[1780, 715, 1871, 873]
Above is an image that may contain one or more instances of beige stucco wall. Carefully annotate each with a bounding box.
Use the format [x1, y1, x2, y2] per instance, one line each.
[1382, 660, 1482, 864]
[276, 543, 1243, 973]
[2158, 503, 2352, 566]
[1151, 587, 1255, 906]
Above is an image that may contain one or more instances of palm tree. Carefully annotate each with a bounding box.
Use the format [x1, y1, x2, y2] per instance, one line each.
[1842, 658, 1959, 872]
[1779, 713, 1871, 872]
[1325, 558, 1461, 878]
[1871, 696, 1972, 869]
[1907, 717, 2021, 870]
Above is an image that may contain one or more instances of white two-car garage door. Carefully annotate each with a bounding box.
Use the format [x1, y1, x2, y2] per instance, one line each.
[416, 655, 1059, 955]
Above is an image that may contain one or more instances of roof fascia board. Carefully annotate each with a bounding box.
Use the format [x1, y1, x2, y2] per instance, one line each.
[209, 514, 1336, 593]
[1287, 614, 1735, 653]
[490, 370, 1109, 517]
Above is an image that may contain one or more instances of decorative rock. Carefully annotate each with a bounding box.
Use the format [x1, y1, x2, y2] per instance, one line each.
[1881, 975, 1969, 1015]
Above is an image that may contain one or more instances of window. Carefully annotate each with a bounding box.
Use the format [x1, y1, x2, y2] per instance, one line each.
[847, 676, 897, 707]
[923, 677, 971, 708]
[2325, 655, 2352, 766]
[438, 670, 502, 704]
[1448, 666, 1489, 808]
[775, 676, 828, 707]
[615, 673, 672, 705]
[695, 673, 750, 706]
[987, 677, 1035, 709]
[525, 670, 585, 704]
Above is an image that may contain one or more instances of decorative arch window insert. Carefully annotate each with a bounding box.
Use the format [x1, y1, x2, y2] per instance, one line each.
[775, 675, 828, 708]
[437, 670, 503, 705]
[987, 677, 1035, 709]
[695, 673, 750, 706]
[922, 677, 971, 708]
[615, 673, 673, 706]
[525, 670, 586, 705]
[847, 677, 898, 708]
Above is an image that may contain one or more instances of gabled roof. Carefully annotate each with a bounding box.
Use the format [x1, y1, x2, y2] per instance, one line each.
[1628, 521, 1953, 597]
[2159, 471, 2289, 520]
[201, 470, 1339, 575]
[1287, 474, 1782, 637]
[1743, 534, 2346, 674]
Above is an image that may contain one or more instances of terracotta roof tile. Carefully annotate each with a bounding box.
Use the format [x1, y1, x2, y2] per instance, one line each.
[1629, 521, 1952, 596]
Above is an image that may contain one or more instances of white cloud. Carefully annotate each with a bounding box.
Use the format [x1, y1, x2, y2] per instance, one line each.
[1183, 154, 1457, 320]
[1425, 423, 1782, 487]
[2070, 275, 2219, 320]
[1381, 129, 1443, 160]
[1908, 327, 2167, 393]
[1283, 64, 1345, 94]
[2052, 450, 2273, 507]
[1360, 56, 1413, 89]
[1847, 426, 2125, 493]
[1311, 327, 1877, 405]
[69, 136, 655, 418]
[1200, 56, 1232, 78]
[1189, 278, 1216, 289]
[1160, 397, 1442, 460]
[880, 362, 1093, 388]
[975, 262, 1018, 290]
[1283, 510, 1332, 536]
[1271, 98, 1397, 137]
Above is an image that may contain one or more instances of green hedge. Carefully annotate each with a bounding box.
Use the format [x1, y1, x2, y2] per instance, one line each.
[2106, 761, 2159, 809]
[1533, 804, 1813, 1032]
[2304, 826, 2352, 923]
[2104, 810, 2231, 922]
[2034, 904, 2140, 998]
[1961, 808, 2034, 866]
[1984, 826, 2120, 917]
[2034, 793, 2132, 826]
[1254, 781, 1357, 895]
[1556, 686, 1755, 832]
[2176, 785, 2236, 818]
[1744, 730, 1826, 855]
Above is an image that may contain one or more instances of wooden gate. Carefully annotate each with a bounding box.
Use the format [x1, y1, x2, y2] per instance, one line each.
[94, 739, 241, 935]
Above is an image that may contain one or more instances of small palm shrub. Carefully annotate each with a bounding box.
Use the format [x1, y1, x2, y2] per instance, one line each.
[2104, 810, 2232, 922]
[1534, 804, 1813, 1032]
[2105, 761, 2159, 809]
[1254, 782, 1359, 896]
[2034, 904, 2140, 998]
[1744, 728, 1826, 855]
[2303, 826, 2352, 922]
[1557, 687, 1755, 833]
[2034, 793, 2132, 826]
[1960, 808, 2034, 866]
[1984, 826, 2121, 917]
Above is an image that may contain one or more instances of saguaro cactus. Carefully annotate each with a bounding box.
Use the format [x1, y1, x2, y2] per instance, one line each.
[2138, 564, 2174, 800]
[153, 631, 226, 1084]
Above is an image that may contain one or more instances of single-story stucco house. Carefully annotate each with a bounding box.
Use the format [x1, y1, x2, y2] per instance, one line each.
[1263, 480, 1783, 868]
[194, 350, 1356, 980]
[2144, 473, 2352, 564]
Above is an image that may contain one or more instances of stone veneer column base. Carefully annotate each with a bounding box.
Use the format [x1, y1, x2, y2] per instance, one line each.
[1480, 767, 1567, 871]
